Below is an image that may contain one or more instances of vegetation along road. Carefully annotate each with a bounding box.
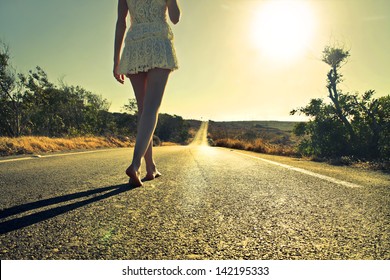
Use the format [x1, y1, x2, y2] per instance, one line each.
[0, 122, 389, 259]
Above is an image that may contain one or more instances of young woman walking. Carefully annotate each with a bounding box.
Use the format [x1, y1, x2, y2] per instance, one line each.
[113, 0, 180, 186]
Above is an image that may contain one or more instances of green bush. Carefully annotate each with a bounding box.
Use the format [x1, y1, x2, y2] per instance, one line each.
[291, 46, 390, 160]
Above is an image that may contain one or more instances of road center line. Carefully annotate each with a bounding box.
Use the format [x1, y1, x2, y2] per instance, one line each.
[234, 151, 363, 188]
[0, 149, 118, 163]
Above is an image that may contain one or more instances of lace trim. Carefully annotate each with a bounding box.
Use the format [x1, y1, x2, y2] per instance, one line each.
[119, 0, 178, 74]
[118, 36, 178, 75]
[126, 22, 173, 41]
[127, 0, 168, 24]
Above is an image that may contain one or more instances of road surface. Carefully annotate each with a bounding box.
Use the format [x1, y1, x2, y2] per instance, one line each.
[0, 122, 389, 259]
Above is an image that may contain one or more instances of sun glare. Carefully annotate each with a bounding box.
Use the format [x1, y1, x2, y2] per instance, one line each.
[251, 0, 315, 62]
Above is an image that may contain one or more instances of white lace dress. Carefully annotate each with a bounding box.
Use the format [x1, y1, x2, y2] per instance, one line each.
[118, 0, 178, 74]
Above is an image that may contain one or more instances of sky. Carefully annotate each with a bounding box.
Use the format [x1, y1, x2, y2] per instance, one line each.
[0, 0, 389, 121]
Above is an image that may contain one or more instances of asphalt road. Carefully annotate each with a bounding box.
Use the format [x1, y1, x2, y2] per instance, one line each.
[0, 122, 389, 259]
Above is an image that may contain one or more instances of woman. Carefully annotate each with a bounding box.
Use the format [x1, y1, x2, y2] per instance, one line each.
[113, 0, 180, 187]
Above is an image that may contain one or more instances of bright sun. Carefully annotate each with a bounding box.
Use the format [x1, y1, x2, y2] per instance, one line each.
[251, 0, 315, 62]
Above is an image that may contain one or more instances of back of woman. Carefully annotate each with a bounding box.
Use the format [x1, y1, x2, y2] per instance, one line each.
[118, 0, 178, 76]
[113, 0, 181, 187]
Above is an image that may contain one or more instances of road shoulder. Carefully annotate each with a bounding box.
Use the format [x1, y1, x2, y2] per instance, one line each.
[220, 148, 390, 188]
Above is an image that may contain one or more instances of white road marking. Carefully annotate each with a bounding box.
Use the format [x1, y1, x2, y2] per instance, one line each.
[0, 157, 33, 163]
[234, 151, 363, 188]
[0, 149, 117, 164]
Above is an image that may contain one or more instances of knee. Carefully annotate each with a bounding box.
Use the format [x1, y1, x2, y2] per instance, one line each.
[142, 101, 161, 116]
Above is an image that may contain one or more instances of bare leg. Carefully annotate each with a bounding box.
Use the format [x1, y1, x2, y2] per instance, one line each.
[126, 72, 146, 186]
[129, 72, 162, 181]
[127, 68, 170, 185]
[143, 141, 162, 181]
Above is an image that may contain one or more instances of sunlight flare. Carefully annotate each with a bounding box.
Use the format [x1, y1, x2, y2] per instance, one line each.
[251, 0, 316, 62]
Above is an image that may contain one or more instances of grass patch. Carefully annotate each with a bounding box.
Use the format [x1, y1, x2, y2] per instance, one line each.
[214, 138, 297, 157]
[0, 136, 134, 157]
[208, 120, 299, 157]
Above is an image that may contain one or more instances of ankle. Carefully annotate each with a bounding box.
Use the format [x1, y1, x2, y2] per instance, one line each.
[146, 164, 157, 172]
[131, 161, 142, 171]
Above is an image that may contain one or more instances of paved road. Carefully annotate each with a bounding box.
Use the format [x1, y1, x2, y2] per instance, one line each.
[0, 122, 389, 259]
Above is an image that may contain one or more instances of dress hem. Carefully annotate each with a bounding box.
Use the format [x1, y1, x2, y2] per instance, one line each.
[119, 65, 178, 75]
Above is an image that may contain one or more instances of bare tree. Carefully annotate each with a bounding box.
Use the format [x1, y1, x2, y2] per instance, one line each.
[322, 46, 356, 142]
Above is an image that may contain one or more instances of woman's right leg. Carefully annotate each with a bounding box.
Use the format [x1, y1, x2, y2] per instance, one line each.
[129, 73, 160, 181]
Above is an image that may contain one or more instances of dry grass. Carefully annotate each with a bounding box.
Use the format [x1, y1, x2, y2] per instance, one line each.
[214, 138, 298, 157]
[0, 136, 134, 156]
[161, 141, 179, 146]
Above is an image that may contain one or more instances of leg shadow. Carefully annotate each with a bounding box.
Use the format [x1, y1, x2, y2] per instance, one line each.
[0, 183, 137, 234]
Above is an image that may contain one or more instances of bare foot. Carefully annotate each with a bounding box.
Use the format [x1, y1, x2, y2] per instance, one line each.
[143, 169, 162, 181]
[126, 165, 142, 187]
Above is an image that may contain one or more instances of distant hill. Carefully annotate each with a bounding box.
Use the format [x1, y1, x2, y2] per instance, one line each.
[208, 120, 300, 145]
[209, 120, 298, 132]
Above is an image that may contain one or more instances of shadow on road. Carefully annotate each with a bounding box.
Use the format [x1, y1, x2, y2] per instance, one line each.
[0, 183, 137, 234]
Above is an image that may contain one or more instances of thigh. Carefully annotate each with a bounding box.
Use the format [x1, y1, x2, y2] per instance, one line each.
[145, 68, 171, 99]
[128, 72, 148, 111]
